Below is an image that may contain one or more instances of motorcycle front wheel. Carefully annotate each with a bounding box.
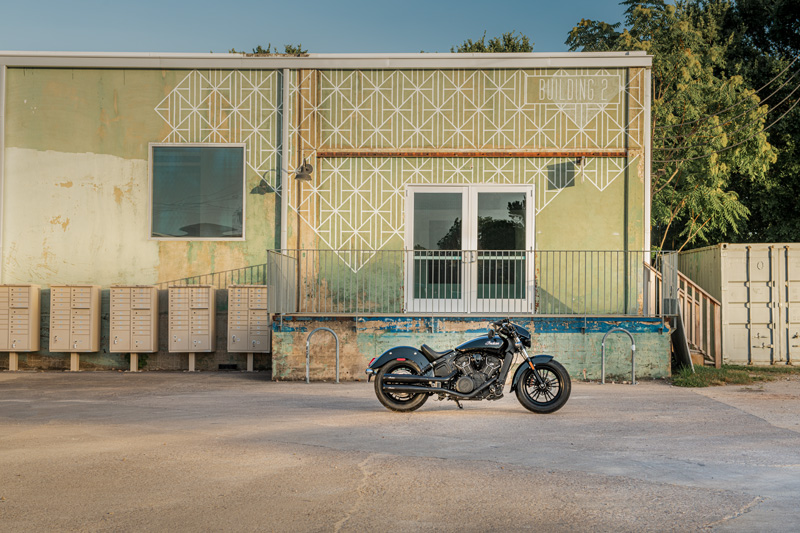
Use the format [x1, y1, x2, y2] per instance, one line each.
[374, 359, 429, 412]
[515, 361, 571, 414]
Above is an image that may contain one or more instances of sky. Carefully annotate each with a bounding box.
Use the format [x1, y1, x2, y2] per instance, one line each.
[0, 0, 628, 54]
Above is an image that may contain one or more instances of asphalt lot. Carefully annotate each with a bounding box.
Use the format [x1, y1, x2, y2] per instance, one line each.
[1, 372, 799, 532]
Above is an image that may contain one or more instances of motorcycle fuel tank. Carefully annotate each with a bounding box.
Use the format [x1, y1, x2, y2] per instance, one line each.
[456, 335, 506, 354]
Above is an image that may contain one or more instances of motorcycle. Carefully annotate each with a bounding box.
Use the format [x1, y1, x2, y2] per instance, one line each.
[365, 318, 571, 413]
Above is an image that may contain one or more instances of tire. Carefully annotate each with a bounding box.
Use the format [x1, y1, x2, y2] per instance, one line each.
[515, 360, 571, 414]
[374, 359, 429, 412]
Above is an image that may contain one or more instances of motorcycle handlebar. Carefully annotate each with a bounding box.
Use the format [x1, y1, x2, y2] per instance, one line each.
[490, 318, 516, 337]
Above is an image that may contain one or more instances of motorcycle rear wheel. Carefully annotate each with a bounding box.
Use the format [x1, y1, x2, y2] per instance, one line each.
[374, 359, 429, 412]
[515, 361, 571, 414]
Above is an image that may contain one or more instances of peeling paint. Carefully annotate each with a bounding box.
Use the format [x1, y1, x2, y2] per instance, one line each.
[273, 315, 669, 381]
[2, 148, 160, 285]
[49, 215, 70, 231]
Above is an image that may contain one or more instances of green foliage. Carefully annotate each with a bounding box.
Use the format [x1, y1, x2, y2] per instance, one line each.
[283, 44, 308, 55]
[722, 0, 800, 242]
[567, 1, 777, 251]
[671, 364, 800, 387]
[452, 31, 533, 53]
[227, 43, 307, 56]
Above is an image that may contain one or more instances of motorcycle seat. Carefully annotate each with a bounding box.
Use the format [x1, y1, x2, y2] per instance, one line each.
[420, 344, 450, 362]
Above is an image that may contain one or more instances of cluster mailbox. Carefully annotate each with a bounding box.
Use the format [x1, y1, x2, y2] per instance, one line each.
[227, 285, 270, 352]
[0, 284, 41, 371]
[110, 285, 159, 371]
[2, 283, 273, 373]
[50, 285, 101, 371]
[169, 286, 216, 371]
[228, 285, 270, 372]
[49, 285, 101, 351]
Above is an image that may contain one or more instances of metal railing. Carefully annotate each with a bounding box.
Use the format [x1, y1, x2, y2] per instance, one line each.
[157, 263, 269, 290]
[155, 251, 298, 314]
[644, 261, 722, 367]
[273, 249, 677, 317]
[156, 249, 683, 319]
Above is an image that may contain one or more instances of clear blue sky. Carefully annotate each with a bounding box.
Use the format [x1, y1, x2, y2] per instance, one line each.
[0, 0, 627, 54]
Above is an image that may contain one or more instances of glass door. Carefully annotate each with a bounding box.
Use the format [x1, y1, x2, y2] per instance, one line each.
[406, 185, 534, 313]
[469, 187, 534, 313]
[406, 188, 467, 313]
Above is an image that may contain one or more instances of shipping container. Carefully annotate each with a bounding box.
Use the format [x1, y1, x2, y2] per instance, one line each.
[679, 244, 800, 365]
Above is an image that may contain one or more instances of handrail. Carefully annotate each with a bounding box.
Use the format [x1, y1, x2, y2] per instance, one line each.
[306, 327, 340, 384]
[643, 260, 722, 368]
[600, 328, 636, 385]
[644, 262, 721, 306]
[157, 262, 269, 290]
[678, 271, 721, 306]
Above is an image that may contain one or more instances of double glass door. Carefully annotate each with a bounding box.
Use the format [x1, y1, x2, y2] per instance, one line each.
[406, 185, 534, 313]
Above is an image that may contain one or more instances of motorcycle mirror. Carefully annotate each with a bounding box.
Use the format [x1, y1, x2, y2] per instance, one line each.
[487, 328, 495, 339]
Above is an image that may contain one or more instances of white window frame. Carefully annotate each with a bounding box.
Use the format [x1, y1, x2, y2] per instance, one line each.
[148, 142, 247, 241]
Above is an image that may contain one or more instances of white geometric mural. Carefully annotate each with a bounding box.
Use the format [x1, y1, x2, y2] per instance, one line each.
[155, 70, 282, 188]
[313, 68, 643, 150]
[295, 156, 638, 271]
[155, 68, 644, 271]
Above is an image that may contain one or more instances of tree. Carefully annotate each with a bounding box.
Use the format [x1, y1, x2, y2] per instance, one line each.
[567, 1, 776, 251]
[452, 31, 533, 53]
[722, 0, 800, 242]
[228, 44, 308, 56]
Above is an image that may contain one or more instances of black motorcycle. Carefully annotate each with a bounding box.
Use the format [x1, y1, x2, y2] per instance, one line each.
[365, 318, 571, 413]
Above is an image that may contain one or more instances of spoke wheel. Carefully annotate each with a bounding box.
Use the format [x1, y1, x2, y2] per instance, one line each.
[515, 361, 571, 414]
[374, 360, 429, 412]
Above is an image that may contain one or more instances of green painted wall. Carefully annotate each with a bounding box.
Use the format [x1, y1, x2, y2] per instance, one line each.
[2, 64, 647, 296]
[3, 68, 279, 286]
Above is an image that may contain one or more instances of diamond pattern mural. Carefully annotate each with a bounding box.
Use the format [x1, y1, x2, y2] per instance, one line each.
[155, 67, 645, 271]
[155, 70, 282, 188]
[294, 156, 638, 270]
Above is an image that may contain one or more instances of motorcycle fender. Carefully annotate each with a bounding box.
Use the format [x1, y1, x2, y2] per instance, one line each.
[509, 355, 554, 393]
[367, 346, 429, 374]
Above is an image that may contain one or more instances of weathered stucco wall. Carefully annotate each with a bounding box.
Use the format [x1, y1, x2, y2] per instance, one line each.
[273, 316, 670, 382]
[2, 68, 279, 287]
[2, 65, 646, 288]
[1, 61, 651, 374]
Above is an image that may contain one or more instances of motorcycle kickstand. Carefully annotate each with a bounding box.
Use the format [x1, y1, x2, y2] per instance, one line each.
[454, 399, 463, 409]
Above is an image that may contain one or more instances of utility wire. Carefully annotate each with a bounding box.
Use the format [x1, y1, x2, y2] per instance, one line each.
[655, 67, 800, 145]
[654, 55, 799, 131]
[655, 75, 800, 152]
[653, 92, 800, 164]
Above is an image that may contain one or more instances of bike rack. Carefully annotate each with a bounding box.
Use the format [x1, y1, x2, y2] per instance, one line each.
[601, 328, 636, 385]
[306, 327, 340, 384]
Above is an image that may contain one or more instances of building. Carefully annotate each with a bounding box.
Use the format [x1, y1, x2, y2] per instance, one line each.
[0, 51, 670, 377]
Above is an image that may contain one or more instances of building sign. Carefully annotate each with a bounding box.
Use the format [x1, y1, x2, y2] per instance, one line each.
[526, 70, 623, 128]
[526, 71, 622, 105]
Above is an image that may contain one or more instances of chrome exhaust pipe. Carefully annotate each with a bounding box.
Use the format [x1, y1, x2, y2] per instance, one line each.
[382, 377, 497, 399]
[382, 370, 456, 384]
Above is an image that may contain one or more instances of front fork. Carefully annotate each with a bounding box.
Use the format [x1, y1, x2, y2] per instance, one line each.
[519, 345, 545, 386]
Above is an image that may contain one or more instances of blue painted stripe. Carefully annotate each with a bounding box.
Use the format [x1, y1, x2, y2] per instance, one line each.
[273, 315, 665, 334]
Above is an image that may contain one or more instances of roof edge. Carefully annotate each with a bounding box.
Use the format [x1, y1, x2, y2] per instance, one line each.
[0, 51, 652, 69]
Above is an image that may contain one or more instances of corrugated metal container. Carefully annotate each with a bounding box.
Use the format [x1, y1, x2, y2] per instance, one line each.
[679, 244, 799, 365]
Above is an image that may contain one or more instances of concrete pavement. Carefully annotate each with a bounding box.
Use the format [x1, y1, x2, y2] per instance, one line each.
[1, 372, 798, 531]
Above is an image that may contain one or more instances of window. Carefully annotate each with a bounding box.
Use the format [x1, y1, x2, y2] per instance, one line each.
[150, 144, 246, 240]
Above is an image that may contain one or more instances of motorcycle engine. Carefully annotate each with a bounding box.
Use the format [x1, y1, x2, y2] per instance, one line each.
[453, 352, 502, 394]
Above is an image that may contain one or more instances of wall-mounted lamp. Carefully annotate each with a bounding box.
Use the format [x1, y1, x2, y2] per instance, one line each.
[295, 158, 314, 181]
[575, 156, 584, 167]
